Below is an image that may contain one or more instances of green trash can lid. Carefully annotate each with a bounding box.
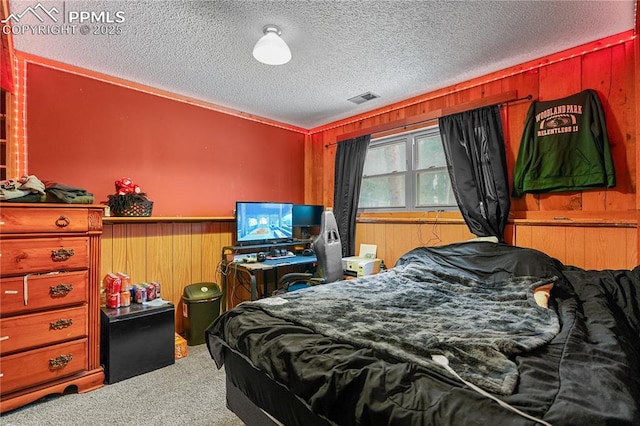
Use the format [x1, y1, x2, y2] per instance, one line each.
[182, 282, 221, 301]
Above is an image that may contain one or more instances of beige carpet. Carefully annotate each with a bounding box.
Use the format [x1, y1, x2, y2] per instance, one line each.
[1, 344, 244, 425]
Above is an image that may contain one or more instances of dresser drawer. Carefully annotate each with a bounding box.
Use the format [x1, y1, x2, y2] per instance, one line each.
[0, 306, 88, 355]
[1, 271, 88, 315]
[0, 237, 89, 276]
[0, 339, 88, 394]
[0, 208, 89, 234]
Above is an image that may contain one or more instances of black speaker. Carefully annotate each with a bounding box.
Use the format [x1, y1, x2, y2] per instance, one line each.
[257, 252, 267, 262]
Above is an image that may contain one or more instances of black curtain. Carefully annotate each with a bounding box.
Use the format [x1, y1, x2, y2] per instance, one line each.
[333, 135, 371, 256]
[439, 105, 510, 241]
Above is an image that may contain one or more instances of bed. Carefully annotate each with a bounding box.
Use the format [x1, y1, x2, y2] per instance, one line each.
[206, 241, 640, 425]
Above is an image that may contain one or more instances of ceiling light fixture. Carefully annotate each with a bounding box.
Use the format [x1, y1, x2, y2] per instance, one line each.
[252, 25, 291, 66]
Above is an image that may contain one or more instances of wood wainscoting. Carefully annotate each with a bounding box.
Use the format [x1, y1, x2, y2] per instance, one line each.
[510, 220, 637, 270]
[101, 218, 234, 334]
[355, 212, 637, 270]
[102, 213, 637, 334]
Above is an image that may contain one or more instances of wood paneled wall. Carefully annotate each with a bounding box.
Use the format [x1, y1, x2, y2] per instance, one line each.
[101, 220, 234, 333]
[101, 213, 637, 335]
[311, 32, 638, 269]
[355, 216, 475, 268]
[355, 218, 637, 270]
[307, 33, 636, 215]
[512, 222, 637, 269]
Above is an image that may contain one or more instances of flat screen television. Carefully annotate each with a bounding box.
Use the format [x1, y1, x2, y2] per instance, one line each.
[235, 201, 293, 245]
[292, 204, 324, 227]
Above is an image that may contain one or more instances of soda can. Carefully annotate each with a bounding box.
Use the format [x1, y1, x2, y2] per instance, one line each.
[135, 285, 147, 304]
[106, 292, 120, 309]
[146, 283, 156, 300]
[117, 272, 131, 291]
[152, 281, 161, 299]
[103, 273, 121, 295]
[120, 290, 131, 307]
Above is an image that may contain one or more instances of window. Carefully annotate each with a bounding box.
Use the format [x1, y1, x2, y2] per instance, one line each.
[358, 126, 458, 212]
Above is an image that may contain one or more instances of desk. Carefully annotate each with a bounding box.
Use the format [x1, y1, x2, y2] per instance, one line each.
[225, 254, 317, 305]
[221, 241, 315, 310]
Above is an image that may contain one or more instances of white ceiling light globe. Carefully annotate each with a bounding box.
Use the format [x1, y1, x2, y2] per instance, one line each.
[253, 25, 292, 66]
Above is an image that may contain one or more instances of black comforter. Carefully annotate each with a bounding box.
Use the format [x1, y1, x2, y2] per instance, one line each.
[207, 242, 640, 425]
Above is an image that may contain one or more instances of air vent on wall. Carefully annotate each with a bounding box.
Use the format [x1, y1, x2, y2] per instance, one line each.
[347, 91, 380, 104]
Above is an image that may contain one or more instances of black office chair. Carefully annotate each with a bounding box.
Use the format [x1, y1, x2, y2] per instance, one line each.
[275, 209, 343, 293]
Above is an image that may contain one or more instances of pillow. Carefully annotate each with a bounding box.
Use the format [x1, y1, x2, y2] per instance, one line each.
[533, 283, 554, 308]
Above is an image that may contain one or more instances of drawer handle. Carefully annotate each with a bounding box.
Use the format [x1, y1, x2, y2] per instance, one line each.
[50, 319, 73, 330]
[55, 215, 71, 227]
[51, 248, 74, 262]
[49, 354, 73, 370]
[50, 283, 73, 296]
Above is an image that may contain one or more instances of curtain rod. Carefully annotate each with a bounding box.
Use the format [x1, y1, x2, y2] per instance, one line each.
[325, 93, 533, 148]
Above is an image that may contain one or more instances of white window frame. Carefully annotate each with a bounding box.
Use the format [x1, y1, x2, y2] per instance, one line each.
[358, 125, 459, 212]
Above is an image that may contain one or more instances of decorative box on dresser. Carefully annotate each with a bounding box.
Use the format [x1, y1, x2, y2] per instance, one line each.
[0, 204, 105, 413]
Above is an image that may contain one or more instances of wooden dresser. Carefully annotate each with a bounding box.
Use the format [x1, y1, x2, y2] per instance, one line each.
[0, 204, 104, 413]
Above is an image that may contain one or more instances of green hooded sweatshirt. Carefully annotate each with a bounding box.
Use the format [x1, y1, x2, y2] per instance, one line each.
[512, 89, 615, 197]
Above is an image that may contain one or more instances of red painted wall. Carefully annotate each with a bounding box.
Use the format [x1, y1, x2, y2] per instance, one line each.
[26, 63, 306, 216]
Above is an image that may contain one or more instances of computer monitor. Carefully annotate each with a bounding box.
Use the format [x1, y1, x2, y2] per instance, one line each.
[235, 201, 293, 245]
[292, 204, 324, 227]
[293, 204, 324, 240]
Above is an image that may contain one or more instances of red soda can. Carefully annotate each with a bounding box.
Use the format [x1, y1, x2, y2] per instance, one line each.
[106, 292, 120, 308]
[103, 273, 121, 294]
[146, 283, 156, 300]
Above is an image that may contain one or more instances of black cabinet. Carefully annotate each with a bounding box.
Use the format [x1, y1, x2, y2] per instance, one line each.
[100, 303, 175, 384]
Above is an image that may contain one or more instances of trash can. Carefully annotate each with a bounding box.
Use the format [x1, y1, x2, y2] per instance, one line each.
[182, 283, 222, 346]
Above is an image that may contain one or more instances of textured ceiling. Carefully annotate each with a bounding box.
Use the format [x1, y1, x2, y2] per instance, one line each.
[6, 0, 636, 129]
